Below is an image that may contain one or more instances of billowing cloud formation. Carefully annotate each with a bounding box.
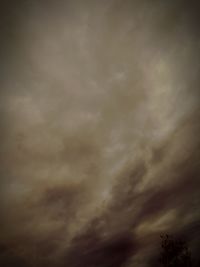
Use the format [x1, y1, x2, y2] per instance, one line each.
[0, 1, 200, 266]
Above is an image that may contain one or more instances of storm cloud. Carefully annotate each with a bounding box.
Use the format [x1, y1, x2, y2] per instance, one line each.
[0, 1, 200, 266]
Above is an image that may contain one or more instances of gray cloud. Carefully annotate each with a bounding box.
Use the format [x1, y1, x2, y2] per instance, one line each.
[0, 0, 200, 266]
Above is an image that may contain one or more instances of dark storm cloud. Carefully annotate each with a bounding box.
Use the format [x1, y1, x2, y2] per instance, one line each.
[62, 114, 200, 266]
[63, 232, 136, 267]
[0, 1, 200, 267]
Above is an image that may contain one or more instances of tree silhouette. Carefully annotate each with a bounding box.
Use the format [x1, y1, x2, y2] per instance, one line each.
[159, 234, 192, 267]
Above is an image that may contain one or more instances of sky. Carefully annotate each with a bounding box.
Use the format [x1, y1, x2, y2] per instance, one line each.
[0, 1, 200, 266]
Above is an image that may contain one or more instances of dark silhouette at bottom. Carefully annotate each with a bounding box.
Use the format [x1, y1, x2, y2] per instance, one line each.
[159, 234, 192, 267]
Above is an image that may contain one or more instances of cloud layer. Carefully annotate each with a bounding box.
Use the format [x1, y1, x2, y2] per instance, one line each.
[0, 1, 200, 266]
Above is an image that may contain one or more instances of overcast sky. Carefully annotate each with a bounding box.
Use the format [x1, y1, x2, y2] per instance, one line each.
[0, 1, 200, 266]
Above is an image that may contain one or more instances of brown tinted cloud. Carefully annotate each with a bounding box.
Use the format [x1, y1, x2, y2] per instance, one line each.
[0, 1, 200, 266]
